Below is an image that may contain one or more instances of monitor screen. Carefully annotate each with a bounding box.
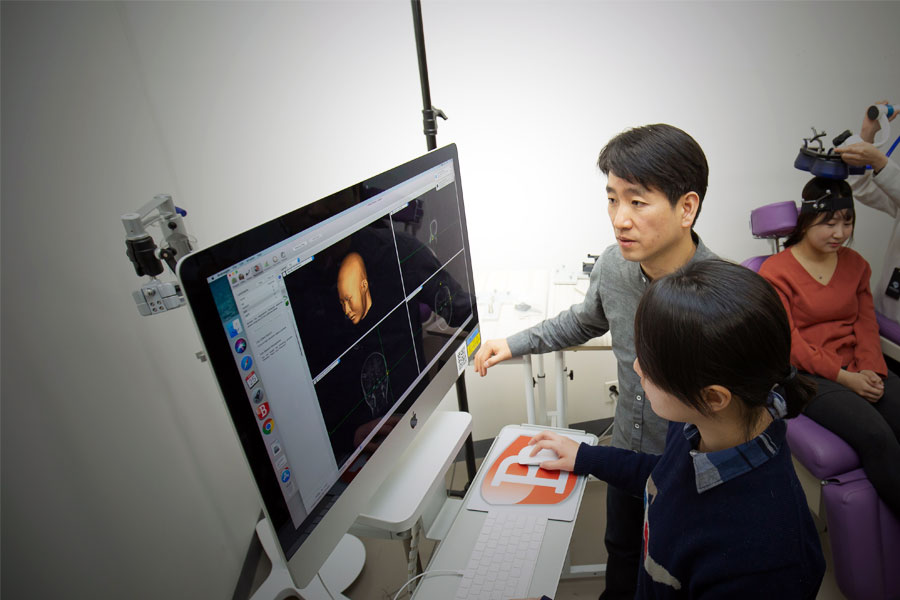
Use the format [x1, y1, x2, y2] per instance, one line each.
[178, 144, 480, 586]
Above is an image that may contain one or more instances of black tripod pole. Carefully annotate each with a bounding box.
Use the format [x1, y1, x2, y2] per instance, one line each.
[411, 0, 437, 151]
[410, 0, 475, 492]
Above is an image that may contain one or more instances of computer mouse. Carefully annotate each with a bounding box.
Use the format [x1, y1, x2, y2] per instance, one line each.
[514, 302, 531, 312]
[517, 445, 559, 466]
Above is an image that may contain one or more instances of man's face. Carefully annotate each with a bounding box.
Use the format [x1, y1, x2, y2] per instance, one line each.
[606, 172, 691, 265]
[337, 264, 370, 325]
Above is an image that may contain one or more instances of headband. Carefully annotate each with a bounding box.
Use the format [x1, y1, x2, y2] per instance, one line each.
[799, 189, 853, 215]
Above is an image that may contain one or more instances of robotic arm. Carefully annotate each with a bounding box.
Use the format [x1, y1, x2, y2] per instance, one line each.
[122, 194, 193, 316]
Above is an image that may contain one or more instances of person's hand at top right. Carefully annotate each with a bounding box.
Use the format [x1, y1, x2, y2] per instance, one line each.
[835, 141, 889, 171]
[860, 100, 897, 143]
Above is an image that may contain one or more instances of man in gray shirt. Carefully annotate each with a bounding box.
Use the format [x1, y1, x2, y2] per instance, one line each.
[474, 123, 717, 599]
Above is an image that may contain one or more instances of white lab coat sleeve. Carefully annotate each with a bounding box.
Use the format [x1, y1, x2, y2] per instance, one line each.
[851, 157, 900, 322]
[850, 159, 900, 218]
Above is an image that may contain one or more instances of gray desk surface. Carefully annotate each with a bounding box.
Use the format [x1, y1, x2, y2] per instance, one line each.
[411, 424, 595, 599]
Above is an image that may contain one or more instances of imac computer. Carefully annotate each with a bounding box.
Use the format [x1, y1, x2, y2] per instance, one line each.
[177, 144, 480, 589]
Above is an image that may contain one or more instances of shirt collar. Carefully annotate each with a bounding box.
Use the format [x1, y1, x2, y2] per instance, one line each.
[689, 233, 715, 262]
[683, 418, 785, 494]
[634, 233, 712, 284]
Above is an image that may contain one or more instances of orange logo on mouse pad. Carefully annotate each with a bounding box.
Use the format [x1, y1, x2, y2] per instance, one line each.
[481, 435, 576, 505]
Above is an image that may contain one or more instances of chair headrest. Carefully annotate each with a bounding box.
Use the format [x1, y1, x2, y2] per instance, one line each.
[750, 201, 799, 238]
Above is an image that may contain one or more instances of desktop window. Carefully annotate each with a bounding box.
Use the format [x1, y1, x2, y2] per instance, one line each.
[203, 158, 475, 542]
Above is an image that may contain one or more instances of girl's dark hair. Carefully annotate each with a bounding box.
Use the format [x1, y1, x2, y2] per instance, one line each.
[783, 177, 856, 248]
[597, 123, 708, 226]
[634, 260, 815, 433]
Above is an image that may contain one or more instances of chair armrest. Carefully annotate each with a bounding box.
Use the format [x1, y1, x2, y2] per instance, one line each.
[785, 414, 860, 479]
[876, 312, 900, 363]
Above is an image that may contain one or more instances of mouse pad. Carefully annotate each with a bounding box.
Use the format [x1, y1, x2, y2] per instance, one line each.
[465, 425, 594, 521]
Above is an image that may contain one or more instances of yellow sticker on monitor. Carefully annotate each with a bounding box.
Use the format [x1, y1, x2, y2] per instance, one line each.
[467, 330, 481, 357]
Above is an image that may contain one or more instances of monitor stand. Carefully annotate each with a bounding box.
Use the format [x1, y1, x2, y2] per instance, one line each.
[249, 517, 365, 600]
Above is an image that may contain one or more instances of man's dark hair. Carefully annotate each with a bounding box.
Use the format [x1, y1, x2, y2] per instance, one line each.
[783, 177, 855, 248]
[597, 123, 709, 227]
[634, 260, 814, 436]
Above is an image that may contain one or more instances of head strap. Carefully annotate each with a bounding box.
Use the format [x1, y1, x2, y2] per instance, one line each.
[799, 189, 853, 215]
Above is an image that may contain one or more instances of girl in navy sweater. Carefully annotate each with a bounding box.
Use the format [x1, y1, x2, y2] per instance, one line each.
[524, 259, 825, 599]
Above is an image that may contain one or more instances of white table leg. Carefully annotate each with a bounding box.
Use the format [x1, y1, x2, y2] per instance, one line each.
[523, 355, 536, 425]
[535, 353, 548, 426]
[554, 351, 568, 429]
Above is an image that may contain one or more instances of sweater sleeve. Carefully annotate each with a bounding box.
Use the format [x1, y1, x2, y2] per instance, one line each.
[572, 442, 660, 497]
[850, 257, 888, 377]
[506, 247, 611, 357]
[759, 257, 843, 380]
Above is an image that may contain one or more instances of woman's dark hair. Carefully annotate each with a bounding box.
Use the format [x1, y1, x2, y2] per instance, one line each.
[634, 259, 815, 433]
[597, 123, 709, 227]
[783, 177, 856, 248]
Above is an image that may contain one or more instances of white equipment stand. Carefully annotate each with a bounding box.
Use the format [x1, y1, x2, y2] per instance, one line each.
[475, 268, 614, 581]
[249, 518, 365, 600]
[350, 411, 474, 589]
[411, 423, 597, 599]
[249, 410, 473, 599]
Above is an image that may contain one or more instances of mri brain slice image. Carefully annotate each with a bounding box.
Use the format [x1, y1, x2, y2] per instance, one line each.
[434, 283, 453, 330]
[360, 351, 390, 416]
[429, 218, 438, 246]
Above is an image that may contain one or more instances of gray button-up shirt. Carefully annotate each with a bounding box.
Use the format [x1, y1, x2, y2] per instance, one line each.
[507, 236, 718, 454]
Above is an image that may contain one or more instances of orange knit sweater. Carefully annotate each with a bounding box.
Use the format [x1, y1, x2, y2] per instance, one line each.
[759, 247, 887, 380]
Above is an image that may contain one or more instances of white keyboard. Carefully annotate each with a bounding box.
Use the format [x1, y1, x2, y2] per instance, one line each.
[454, 510, 548, 600]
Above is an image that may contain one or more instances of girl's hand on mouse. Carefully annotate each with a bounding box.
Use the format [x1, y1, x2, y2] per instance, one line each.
[527, 431, 579, 472]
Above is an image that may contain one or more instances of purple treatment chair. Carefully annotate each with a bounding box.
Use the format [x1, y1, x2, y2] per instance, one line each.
[743, 201, 900, 600]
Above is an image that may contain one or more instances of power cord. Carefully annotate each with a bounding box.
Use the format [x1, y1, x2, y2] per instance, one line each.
[316, 572, 336, 600]
[391, 570, 464, 600]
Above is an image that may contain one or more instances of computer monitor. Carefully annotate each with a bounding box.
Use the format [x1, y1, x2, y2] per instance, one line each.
[178, 144, 480, 588]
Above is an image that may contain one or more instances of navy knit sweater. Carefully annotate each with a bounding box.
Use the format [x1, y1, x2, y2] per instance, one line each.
[542, 419, 824, 599]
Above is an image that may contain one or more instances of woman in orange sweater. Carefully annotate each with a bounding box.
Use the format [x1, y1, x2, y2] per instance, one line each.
[760, 176, 900, 517]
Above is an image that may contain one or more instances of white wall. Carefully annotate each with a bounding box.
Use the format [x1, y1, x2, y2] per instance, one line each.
[2, 1, 897, 597]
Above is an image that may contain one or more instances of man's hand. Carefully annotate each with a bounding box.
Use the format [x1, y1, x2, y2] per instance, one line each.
[473, 338, 512, 376]
[835, 142, 889, 171]
[837, 369, 884, 402]
[526, 430, 581, 472]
